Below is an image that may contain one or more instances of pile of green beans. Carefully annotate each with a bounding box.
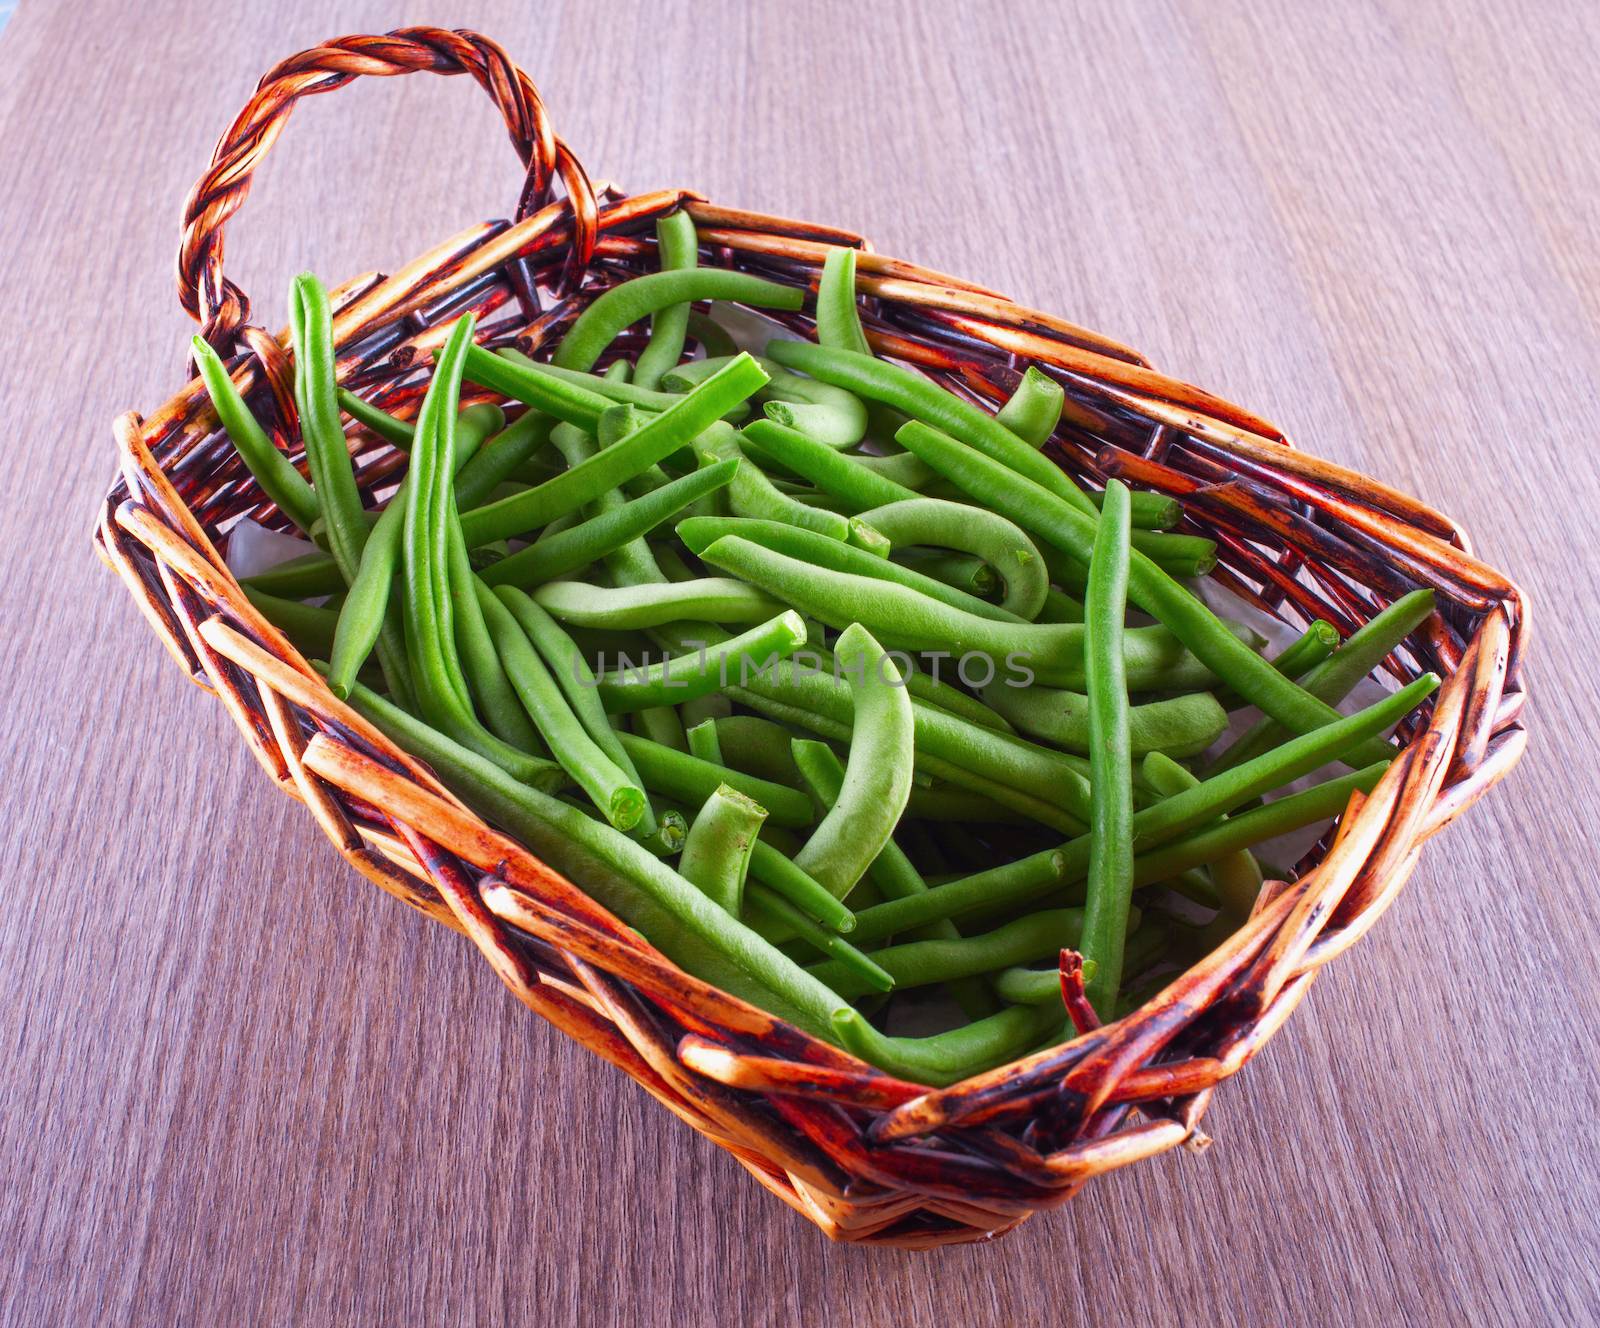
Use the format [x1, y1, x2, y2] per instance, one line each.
[220, 240, 1438, 1087]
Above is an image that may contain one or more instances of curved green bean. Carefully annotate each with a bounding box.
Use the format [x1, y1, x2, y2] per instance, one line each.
[790, 739, 995, 1016]
[816, 247, 873, 356]
[554, 270, 805, 372]
[1079, 480, 1135, 1016]
[994, 365, 1064, 448]
[830, 1001, 1064, 1087]
[193, 335, 320, 532]
[532, 577, 782, 629]
[854, 497, 1049, 619]
[791, 625, 914, 900]
[336, 386, 417, 449]
[678, 784, 764, 914]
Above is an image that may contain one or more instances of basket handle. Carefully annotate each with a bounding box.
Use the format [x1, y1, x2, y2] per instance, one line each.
[178, 27, 597, 355]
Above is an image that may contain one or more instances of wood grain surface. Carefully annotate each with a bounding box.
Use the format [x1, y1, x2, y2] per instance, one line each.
[2, 2, 1596, 1323]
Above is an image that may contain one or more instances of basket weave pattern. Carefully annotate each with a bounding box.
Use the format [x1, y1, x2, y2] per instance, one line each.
[95, 30, 1529, 1246]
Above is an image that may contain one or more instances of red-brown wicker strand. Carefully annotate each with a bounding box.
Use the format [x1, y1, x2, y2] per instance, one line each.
[96, 29, 1530, 1246]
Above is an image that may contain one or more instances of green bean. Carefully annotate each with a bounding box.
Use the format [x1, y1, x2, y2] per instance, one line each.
[1079, 480, 1135, 1016]
[746, 840, 856, 934]
[996, 962, 1104, 1006]
[981, 683, 1228, 759]
[713, 715, 807, 788]
[1036, 587, 1086, 624]
[597, 611, 807, 713]
[242, 586, 337, 659]
[791, 740, 995, 1016]
[532, 577, 782, 631]
[445, 510, 546, 754]
[193, 335, 320, 532]
[687, 310, 739, 358]
[995, 365, 1064, 448]
[1091, 488, 1183, 530]
[288, 275, 418, 703]
[745, 889, 891, 992]
[479, 459, 738, 589]
[904, 785, 1034, 824]
[698, 534, 1204, 691]
[685, 718, 724, 766]
[677, 515, 1021, 623]
[830, 1001, 1064, 1087]
[895, 419, 1400, 760]
[475, 584, 645, 830]
[787, 626, 914, 900]
[693, 424, 860, 546]
[666, 354, 869, 449]
[326, 404, 498, 700]
[1206, 588, 1437, 775]
[592, 408, 673, 587]
[766, 339, 1097, 515]
[810, 908, 1089, 1001]
[633, 210, 700, 389]
[554, 270, 805, 372]
[1124, 763, 1389, 887]
[850, 449, 939, 489]
[1210, 620, 1339, 709]
[678, 784, 764, 914]
[1142, 752, 1262, 923]
[458, 355, 767, 546]
[289, 274, 371, 582]
[335, 679, 850, 1037]
[634, 706, 688, 752]
[844, 675, 1435, 940]
[456, 410, 556, 511]
[336, 386, 416, 448]
[615, 731, 816, 828]
[893, 549, 999, 599]
[496, 588, 660, 838]
[242, 551, 345, 599]
[497, 349, 750, 422]
[1037, 527, 1217, 586]
[690, 641, 1096, 822]
[855, 497, 1049, 619]
[816, 246, 873, 356]
[636, 809, 688, 856]
[740, 417, 917, 507]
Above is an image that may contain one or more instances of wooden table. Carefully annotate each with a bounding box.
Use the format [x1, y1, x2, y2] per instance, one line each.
[2, 3, 1595, 1323]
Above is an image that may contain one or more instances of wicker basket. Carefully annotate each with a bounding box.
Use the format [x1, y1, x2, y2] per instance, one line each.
[95, 29, 1530, 1247]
